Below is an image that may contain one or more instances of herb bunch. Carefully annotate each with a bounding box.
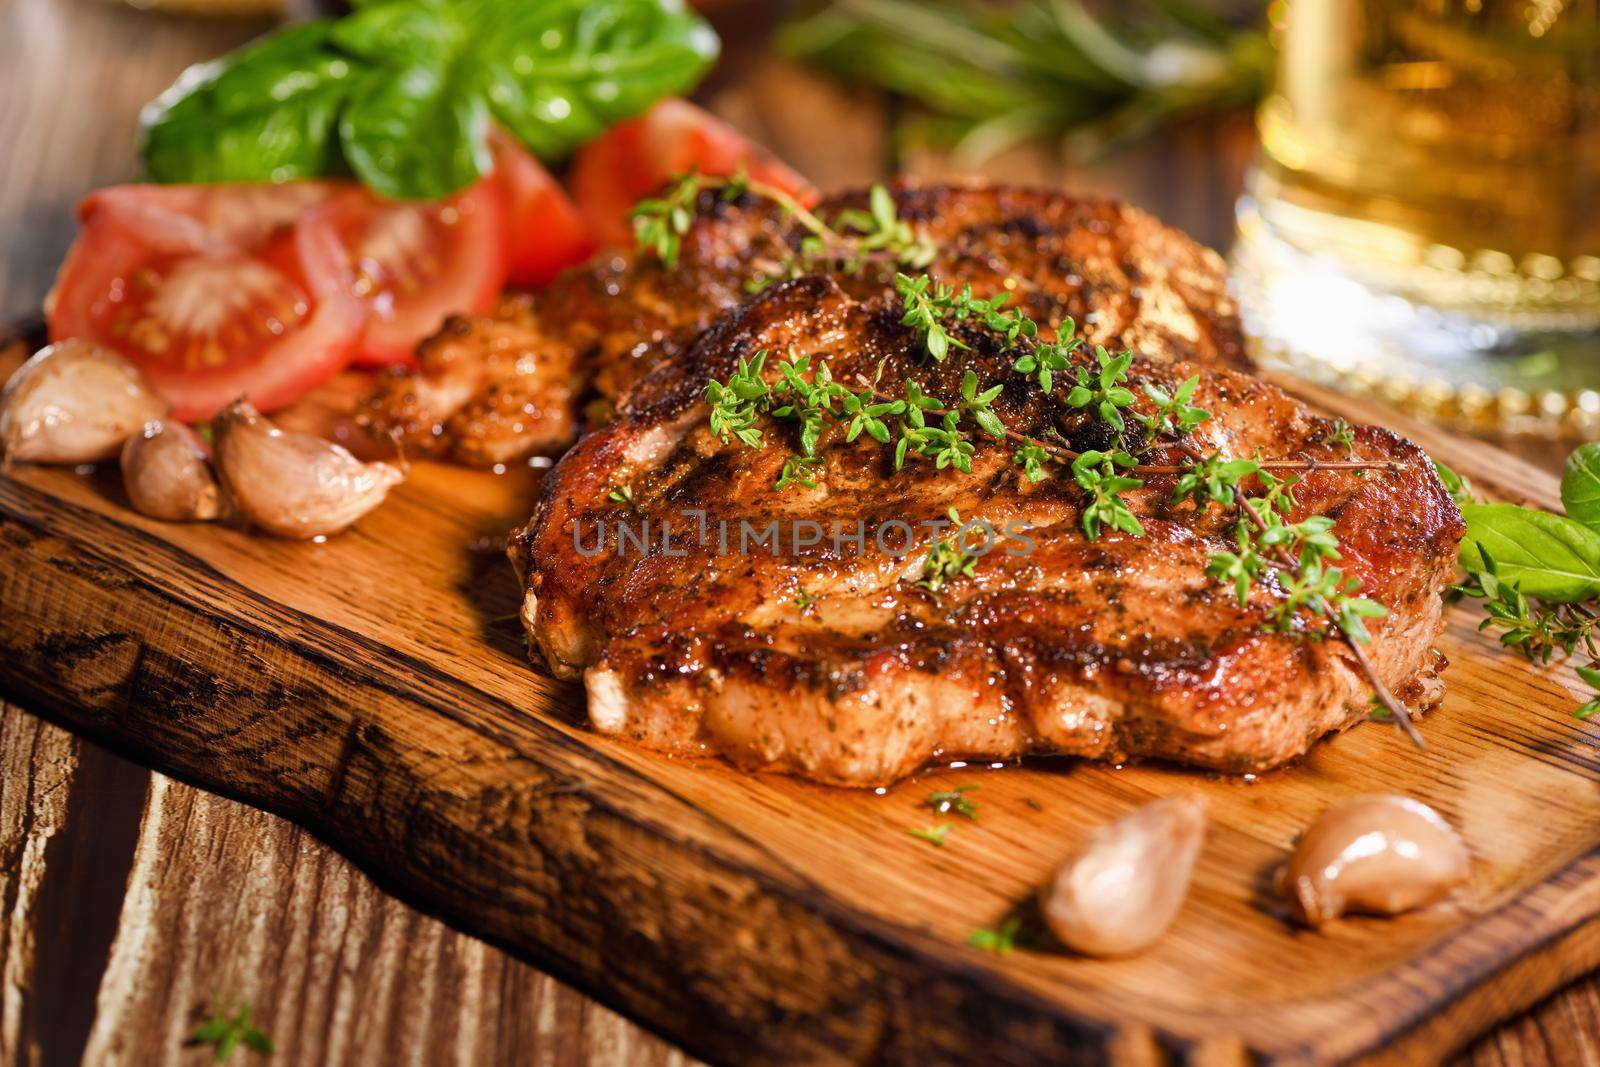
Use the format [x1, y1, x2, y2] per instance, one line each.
[1452, 443, 1600, 719]
[780, 0, 1272, 164]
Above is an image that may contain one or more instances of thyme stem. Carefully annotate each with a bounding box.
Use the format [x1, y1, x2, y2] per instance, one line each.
[1187, 441, 1424, 750]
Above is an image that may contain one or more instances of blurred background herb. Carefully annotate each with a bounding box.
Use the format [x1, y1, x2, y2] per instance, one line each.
[779, 0, 1272, 164]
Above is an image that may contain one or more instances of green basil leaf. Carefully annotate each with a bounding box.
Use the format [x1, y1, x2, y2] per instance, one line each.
[330, 4, 463, 62]
[480, 0, 719, 160]
[142, 22, 362, 185]
[339, 59, 491, 200]
[141, 0, 718, 199]
[1561, 442, 1600, 532]
[1459, 502, 1600, 603]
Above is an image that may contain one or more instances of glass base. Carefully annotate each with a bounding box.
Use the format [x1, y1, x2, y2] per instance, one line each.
[1231, 196, 1600, 440]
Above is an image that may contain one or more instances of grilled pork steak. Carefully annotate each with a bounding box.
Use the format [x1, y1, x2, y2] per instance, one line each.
[509, 276, 1463, 787]
[365, 182, 1247, 466]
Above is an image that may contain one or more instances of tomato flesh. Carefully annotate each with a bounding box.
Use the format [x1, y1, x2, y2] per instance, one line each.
[491, 130, 595, 288]
[296, 179, 508, 367]
[568, 98, 818, 248]
[48, 185, 365, 420]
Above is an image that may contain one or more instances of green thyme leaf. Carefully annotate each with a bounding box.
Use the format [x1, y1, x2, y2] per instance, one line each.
[1577, 665, 1600, 719]
[927, 785, 978, 820]
[1322, 418, 1355, 454]
[1433, 459, 1477, 506]
[190, 1003, 272, 1063]
[909, 824, 952, 846]
[919, 508, 978, 591]
[968, 916, 1021, 954]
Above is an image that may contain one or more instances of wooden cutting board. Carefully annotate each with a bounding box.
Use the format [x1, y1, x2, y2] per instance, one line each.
[1, 316, 1596, 1067]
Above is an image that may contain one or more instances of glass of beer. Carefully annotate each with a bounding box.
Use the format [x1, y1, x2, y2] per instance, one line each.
[1231, 0, 1599, 437]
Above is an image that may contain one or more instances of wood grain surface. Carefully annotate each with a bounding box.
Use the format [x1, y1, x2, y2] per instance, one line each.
[2, 1, 1598, 1065]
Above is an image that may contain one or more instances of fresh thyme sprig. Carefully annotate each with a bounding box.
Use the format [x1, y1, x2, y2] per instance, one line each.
[833, 184, 939, 273]
[968, 917, 1022, 954]
[633, 172, 934, 280]
[189, 1003, 273, 1063]
[1456, 548, 1598, 666]
[1324, 418, 1356, 454]
[706, 350, 992, 483]
[1064, 346, 1138, 430]
[920, 508, 978, 592]
[1219, 470, 1418, 745]
[632, 169, 749, 269]
[927, 784, 979, 820]
[1072, 449, 1145, 539]
[1139, 375, 1211, 438]
[1456, 545, 1600, 719]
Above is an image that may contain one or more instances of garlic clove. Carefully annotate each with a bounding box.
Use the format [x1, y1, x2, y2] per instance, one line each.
[121, 419, 221, 522]
[0, 340, 166, 464]
[1038, 794, 1207, 957]
[1281, 794, 1470, 928]
[213, 398, 404, 539]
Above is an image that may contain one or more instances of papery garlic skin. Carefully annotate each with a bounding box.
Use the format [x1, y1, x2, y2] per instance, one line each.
[213, 399, 404, 539]
[1, 340, 167, 464]
[121, 419, 221, 522]
[1038, 795, 1208, 957]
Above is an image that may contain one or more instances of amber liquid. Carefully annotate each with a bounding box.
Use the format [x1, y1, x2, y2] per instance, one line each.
[1254, 0, 1600, 325]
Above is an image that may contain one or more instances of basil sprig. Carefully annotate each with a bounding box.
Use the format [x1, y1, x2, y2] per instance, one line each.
[140, 0, 719, 201]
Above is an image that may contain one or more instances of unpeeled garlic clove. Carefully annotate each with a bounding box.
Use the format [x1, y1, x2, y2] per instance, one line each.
[0, 340, 166, 464]
[121, 419, 221, 522]
[1281, 794, 1470, 928]
[1038, 795, 1207, 957]
[213, 399, 404, 540]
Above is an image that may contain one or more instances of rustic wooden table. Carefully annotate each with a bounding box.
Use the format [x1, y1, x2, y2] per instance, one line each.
[1, 1, 1596, 1064]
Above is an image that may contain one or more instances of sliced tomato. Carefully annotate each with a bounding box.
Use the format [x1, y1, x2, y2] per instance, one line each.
[79, 181, 345, 255]
[47, 184, 365, 421]
[295, 178, 508, 367]
[489, 130, 595, 288]
[568, 98, 819, 248]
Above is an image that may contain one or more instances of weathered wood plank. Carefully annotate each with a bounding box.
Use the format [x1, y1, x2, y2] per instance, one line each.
[75, 756, 693, 1067]
[0, 710, 80, 1067]
[0, 700, 698, 1067]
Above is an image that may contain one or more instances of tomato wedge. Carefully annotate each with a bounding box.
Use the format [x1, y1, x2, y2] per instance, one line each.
[295, 179, 508, 368]
[568, 98, 819, 248]
[47, 184, 365, 421]
[490, 130, 595, 288]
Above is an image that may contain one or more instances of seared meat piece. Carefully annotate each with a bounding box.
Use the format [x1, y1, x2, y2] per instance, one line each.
[509, 276, 1462, 787]
[365, 181, 1247, 466]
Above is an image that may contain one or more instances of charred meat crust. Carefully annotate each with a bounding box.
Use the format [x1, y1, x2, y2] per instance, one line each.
[364, 181, 1248, 467]
[510, 277, 1465, 787]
